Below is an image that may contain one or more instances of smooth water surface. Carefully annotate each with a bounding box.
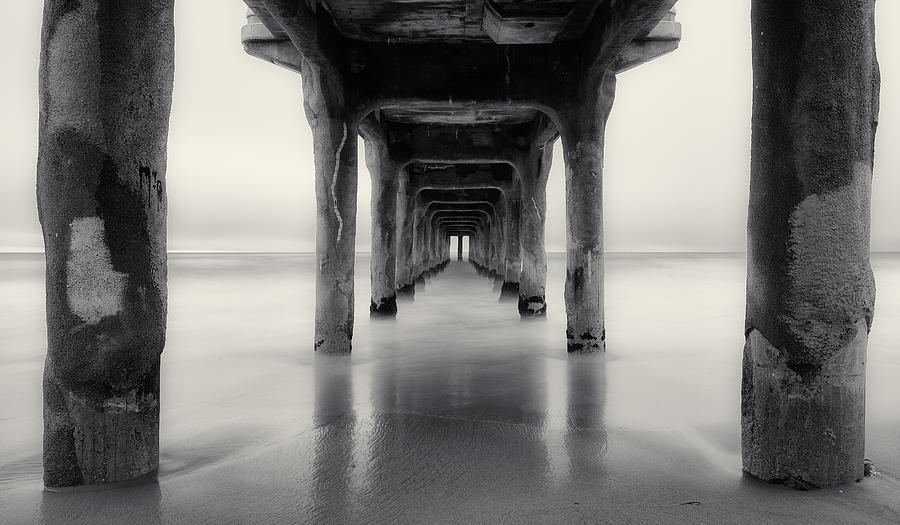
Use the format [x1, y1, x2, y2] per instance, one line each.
[1, 253, 898, 523]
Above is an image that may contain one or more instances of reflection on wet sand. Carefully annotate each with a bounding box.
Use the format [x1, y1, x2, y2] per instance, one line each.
[565, 355, 608, 483]
[311, 356, 355, 523]
[307, 262, 609, 522]
[38, 478, 162, 524]
[2, 254, 899, 523]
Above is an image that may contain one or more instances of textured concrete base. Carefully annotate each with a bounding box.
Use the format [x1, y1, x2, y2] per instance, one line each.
[370, 295, 398, 317]
[313, 324, 353, 354]
[741, 320, 868, 489]
[43, 367, 160, 488]
[396, 283, 416, 300]
[499, 282, 519, 302]
[566, 328, 605, 353]
[43, 468, 159, 493]
[518, 295, 547, 318]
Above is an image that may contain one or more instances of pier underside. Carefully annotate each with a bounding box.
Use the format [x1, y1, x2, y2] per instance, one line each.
[35, 0, 882, 493]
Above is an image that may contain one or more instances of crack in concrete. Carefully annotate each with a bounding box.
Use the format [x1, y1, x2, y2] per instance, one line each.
[531, 197, 542, 222]
[331, 123, 348, 243]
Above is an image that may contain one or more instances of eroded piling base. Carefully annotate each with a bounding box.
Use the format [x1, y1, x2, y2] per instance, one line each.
[43, 368, 160, 488]
[370, 295, 398, 317]
[518, 296, 547, 318]
[566, 329, 605, 353]
[499, 282, 519, 302]
[314, 324, 353, 354]
[396, 283, 416, 301]
[741, 321, 868, 489]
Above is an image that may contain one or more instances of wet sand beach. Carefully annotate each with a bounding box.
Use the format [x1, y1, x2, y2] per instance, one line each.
[1, 253, 898, 523]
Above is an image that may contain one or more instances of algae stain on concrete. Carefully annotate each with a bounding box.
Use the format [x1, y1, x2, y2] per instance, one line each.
[66, 217, 127, 324]
[784, 162, 874, 358]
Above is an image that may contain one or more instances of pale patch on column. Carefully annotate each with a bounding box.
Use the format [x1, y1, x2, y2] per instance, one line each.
[67, 217, 127, 324]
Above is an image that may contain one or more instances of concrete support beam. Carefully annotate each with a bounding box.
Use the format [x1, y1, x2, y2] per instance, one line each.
[302, 62, 359, 353]
[362, 120, 399, 317]
[252, 0, 343, 72]
[351, 41, 581, 118]
[418, 189, 505, 273]
[582, 0, 676, 84]
[240, 1, 680, 356]
[243, 3, 680, 119]
[614, 9, 682, 74]
[517, 143, 552, 318]
[395, 166, 416, 295]
[425, 208, 495, 269]
[558, 73, 617, 353]
[742, 0, 879, 489]
[438, 210, 498, 275]
[500, 183, 522, 301]
[457, 236, 463, 260]
[241, 10, 303, 73]
[388, 122, 532, 166]
[37, 0, 175, 488]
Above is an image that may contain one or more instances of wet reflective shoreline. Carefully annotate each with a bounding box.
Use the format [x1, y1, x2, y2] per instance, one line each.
[1, 254, 898, 523]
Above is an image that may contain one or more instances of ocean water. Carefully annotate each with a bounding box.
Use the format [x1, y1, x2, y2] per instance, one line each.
[0, 253, 898, 523]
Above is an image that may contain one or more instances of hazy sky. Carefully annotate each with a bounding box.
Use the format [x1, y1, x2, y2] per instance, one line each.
[1, 1, 898, 252]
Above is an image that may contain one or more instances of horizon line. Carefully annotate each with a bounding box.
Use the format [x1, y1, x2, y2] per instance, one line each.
[3, 250, 900, 255]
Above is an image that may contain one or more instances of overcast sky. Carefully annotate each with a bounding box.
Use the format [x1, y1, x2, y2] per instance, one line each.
[1, 1, 898, 253]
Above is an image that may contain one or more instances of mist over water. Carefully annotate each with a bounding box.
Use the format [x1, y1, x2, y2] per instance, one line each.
[1, 253, 899, 523]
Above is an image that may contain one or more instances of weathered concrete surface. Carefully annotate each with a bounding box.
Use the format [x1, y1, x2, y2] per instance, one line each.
[362, 122, 399, 317]
[395, 168, 416, 292]
[418, 190, 505, 277]
[243, 1, 679, 355]
[37, 0, 175, 487]
[301, 61, 360, 353]
[743, 0, 880, 488]
[427, 209, 492, 275]
[518, 143, 553, 318]
[500, 182, 522, 302]
[614, 9, 681, 74]
[559, 74, 617, 352]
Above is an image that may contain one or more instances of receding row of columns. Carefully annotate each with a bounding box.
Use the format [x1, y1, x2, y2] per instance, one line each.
[35, 0, 880, 492]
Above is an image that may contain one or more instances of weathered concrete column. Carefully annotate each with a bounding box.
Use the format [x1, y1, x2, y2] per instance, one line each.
[436, 229, 446, 265]
[558, 73, 616, 352]
[364, 131, 399, 317]
[742, 0, 879, 488]
[302, 61, 359, 353]
[477, 232, 487, 269]
[427, 223, 439, 269]
[411, 205, 427, 281]
[457, 236, 463, 260]
[518, 144, 552, 317]
[489, 214, 504, 277]
[500, 187, 522, 301]
[395, 168, 416, 296]
[37, 0, 175, 487]
[440, 233, 449, 265]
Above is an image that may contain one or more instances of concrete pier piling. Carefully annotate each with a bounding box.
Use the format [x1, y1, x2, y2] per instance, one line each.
[499, 188, 522, 302]
[363, 120, 399, 317]
[518, 143, 552, 318]
[395, 169, 416, 298]
[302, 62, 360, 353]
[34, 0, 886, 493]
[560, 74, 617, 352]
[37, 0, 175, 487]
[742, 0, 879, 488]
